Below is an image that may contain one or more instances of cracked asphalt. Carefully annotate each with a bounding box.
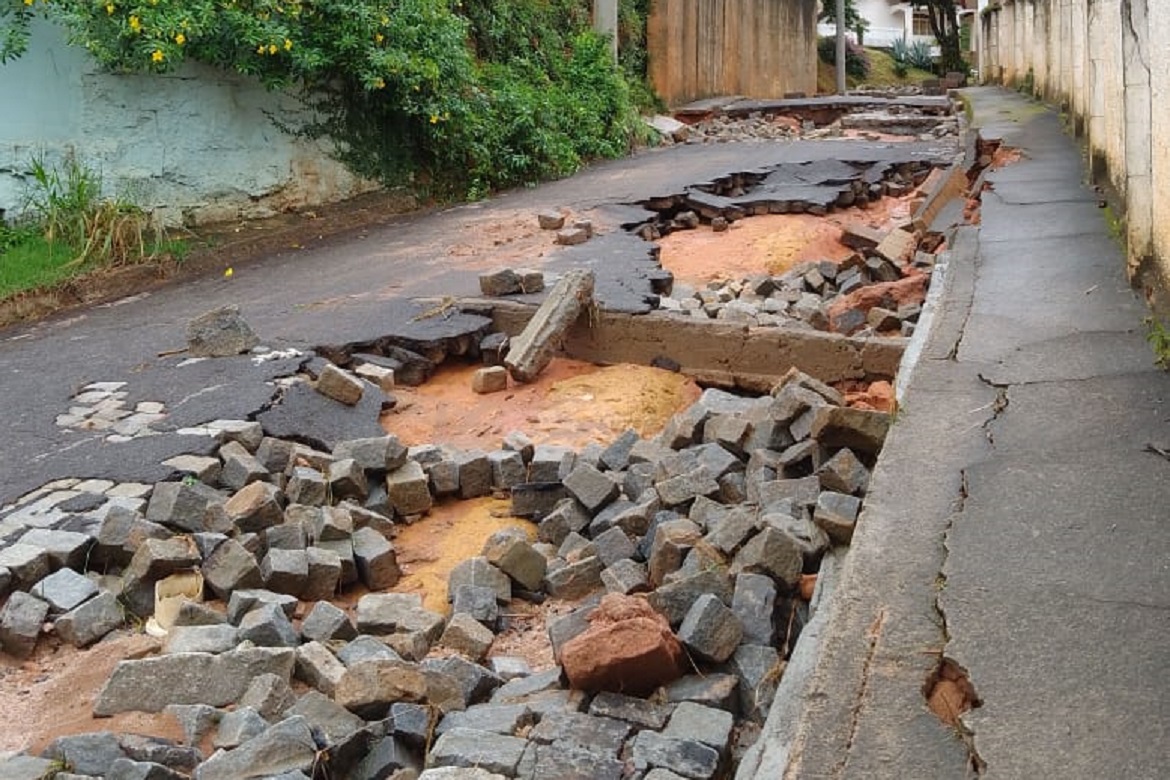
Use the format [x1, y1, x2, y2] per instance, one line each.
[746, 88, 1170, 779]
[0, 136, 953, 507]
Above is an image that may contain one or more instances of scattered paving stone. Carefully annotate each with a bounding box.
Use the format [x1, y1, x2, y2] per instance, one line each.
[316, 364, 365, 406]
[563, 463, 620, 514]
[664, 701, 735, 752]
[511, 482, 569, 520]
[482, 530, 546, 591]
[213, 707, 269, 749]
[537, 210, 566, 230]
[55, 590, 124, 647]
[819, 444, 875, 493]
[356, 593, 445, 642]
[336, 635, 401, 668]
[261, 548, 309, 597]
[0, 543, 50, 589]
[327, 458, 368, 501]
[295, 640, 348, 696]
[165, 624, 240, 655]
[226, 589, 298, 624]
[630, 731, 720, 780]
[729, 643, 783, 719]
[488, 450, 526, 490]
[664, 673, 740, 713]
[601, 558, 650, 595]
[202, 538, 264, 601]
[301, 600, 357, 643]
[193, 715, 317, 780]
[385, 461, 433, 516]
[479, 269, 523, 296]
[42, 732, 128, 776]
[238, 602, 300, 648]
[813, 490, 862, 543]
[187, 305, 259, 357]
[472, 367, 508, 394]
[351, 526, 401, 590]
[439, 613, 494, 661]
[731, 527, 803, 588]
[678, 593, 743, 663]
[95, 647, 295, 715]
[448, 557, 511, 604]
[239, 673, 297, 721]
[30, 568, 98, 613]
[731, 572, 777, 646]
[428, 727, 528, 775]
[451, 584, 500, 627]
[648, 569, 734, 628]
[0, 591, 48, 658]
[810, 406, 890, 455]
[437, 703, 534, 737]
[544, 555, 604, 600]
[121, 537, 203, 616]
[286, 467, 328, 506]
[224, 481, 285, 533]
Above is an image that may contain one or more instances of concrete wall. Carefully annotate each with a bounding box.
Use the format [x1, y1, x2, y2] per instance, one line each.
[979, 0, 1169, 310]
[647, 0, 819, 106]
[0, 19, 373, 227]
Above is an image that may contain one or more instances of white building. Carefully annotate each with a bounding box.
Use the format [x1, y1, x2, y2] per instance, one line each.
[817, 0, 979, 58]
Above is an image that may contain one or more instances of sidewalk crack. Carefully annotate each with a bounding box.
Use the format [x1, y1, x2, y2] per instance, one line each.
[930, 469, 986, 776]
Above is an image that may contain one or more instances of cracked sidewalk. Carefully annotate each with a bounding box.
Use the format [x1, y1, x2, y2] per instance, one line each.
[742, 87, 1170, 779]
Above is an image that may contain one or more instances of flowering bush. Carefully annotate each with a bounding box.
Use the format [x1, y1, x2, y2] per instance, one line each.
[1, 0, 646, 199]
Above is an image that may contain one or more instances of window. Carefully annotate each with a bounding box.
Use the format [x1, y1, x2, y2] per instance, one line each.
[912, 12, 934, 37]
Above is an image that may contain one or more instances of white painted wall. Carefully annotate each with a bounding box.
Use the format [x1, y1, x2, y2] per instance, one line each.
[0, 19, 373, 227]
[979, 0, 1168, 309]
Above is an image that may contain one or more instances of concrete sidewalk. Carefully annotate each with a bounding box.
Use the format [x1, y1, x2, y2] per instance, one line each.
[745, 88, 1170, 778]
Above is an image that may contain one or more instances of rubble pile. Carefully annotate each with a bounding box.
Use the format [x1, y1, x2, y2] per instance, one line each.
[0, 366, 890, 779]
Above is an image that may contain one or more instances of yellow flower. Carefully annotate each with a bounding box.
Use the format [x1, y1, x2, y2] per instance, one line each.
[129, 15, 141, 32]
[429, 114, 438, 124]
[267, 43, 277, 55]
[175, 33, 185, 45]
[374, 32, 384, 44]
[283, 38, 292, 50]
[23, 0, 33, 6]
[105, 3, 115, 14]
[380, 14, 389, 24]
[257, 44, 265, 54]
[151, 49, 164, 62]
[373, 78, 385, 89]
[223, 267, 234, 278]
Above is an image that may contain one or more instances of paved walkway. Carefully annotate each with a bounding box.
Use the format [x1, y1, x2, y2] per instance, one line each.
[748, 88, 1170, 778]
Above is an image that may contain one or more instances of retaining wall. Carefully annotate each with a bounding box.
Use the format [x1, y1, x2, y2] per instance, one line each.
[0, 19, 372, 227]
[979, 0, 1170, 311]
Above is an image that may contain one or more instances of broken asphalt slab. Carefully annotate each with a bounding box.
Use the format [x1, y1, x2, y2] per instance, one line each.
[0, 136, 954, 506]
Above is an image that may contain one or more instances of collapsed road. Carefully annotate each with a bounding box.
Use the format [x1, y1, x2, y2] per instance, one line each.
[0, 93, 976, 778]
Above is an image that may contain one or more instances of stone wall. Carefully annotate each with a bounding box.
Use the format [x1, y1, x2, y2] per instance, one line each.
[0, 19, 373, 227]
[979, 0, 1170, 310]
[647, 0, 819, 106]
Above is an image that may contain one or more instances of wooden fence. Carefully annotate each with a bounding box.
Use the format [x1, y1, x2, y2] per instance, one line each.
[647, 0, 819, 107]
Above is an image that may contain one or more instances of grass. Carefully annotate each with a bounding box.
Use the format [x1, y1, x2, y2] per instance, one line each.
[817, 47, 935, 94]
[0, 229, 189, 299]
[0, 234, 82, 297]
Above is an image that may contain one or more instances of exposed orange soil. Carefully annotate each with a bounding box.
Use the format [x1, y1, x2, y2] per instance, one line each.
[383, 359, 702, 451]
[656, 197, 912, 285]
[0, 632, 179, 754]
[443, 207, 603, 271]
[392, 497, 537, 614]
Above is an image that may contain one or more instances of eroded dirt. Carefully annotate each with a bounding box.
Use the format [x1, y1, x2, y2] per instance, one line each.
[656, 197, 913, 285]
[391, 497, 537, 614]
[384, 359, 702, 451]
[0, 632, 176, 754]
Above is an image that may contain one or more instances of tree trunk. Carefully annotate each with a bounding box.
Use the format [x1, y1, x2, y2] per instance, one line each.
[922, 1, 965, 75]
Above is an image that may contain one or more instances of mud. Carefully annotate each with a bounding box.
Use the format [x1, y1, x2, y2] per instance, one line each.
[384, 359, 702, 450]
[656, 198, 912, 285]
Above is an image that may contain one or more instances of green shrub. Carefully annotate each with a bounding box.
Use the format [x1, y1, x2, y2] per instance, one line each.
[818, 36, 870, 79]
[9, 0, 650, 201]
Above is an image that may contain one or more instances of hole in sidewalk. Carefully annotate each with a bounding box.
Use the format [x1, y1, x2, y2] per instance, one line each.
[924, 656, 982, 727]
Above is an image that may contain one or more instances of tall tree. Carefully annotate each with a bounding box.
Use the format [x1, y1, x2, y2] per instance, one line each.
[915, 0, 965, 75]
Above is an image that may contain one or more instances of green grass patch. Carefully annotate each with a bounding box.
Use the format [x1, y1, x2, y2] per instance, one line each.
[0, 233, 83, 297]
